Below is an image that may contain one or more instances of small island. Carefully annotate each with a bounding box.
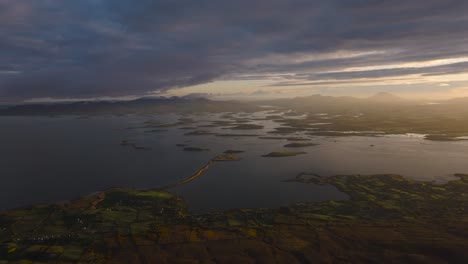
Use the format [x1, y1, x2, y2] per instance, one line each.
[212, 153, 241, 161]
[183, 147, 211, 151]
[120, 140, 151, 150]
[283, 142, 319, 148]
[262, 151, 306, 157]
[144, 129, 168, 133]
[184, 130, 218, 136]
[226, 124, 264, 130]
[144, 122, 181, 128]
[224, 150, 245, 154]
[258, 136, 311, 141]
[215, 134, 259, 137]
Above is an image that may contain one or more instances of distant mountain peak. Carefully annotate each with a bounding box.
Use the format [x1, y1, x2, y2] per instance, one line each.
[367, 92, 404, 102]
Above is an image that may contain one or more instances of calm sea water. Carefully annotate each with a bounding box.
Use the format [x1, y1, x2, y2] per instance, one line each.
[1, 113, 467, 212]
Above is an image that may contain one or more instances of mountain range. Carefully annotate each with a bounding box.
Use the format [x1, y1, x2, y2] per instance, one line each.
[1, 93, 468, 116]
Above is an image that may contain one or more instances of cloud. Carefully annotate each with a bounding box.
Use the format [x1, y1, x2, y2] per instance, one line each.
[1, 0, 468, 101]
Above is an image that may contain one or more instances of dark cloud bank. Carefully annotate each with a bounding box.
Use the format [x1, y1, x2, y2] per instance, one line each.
[1, 0, 468, 101]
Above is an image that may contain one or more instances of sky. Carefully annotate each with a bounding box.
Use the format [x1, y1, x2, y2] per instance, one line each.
[1, 0, 468, 103]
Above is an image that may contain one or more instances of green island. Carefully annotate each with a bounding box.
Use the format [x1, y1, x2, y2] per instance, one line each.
[1, 173, 467, 263]
[262, 151, 307, 157]
[283, 143, 319, 148]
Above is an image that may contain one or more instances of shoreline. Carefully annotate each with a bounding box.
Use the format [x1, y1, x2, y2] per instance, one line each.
[1, 173, 467, 263]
